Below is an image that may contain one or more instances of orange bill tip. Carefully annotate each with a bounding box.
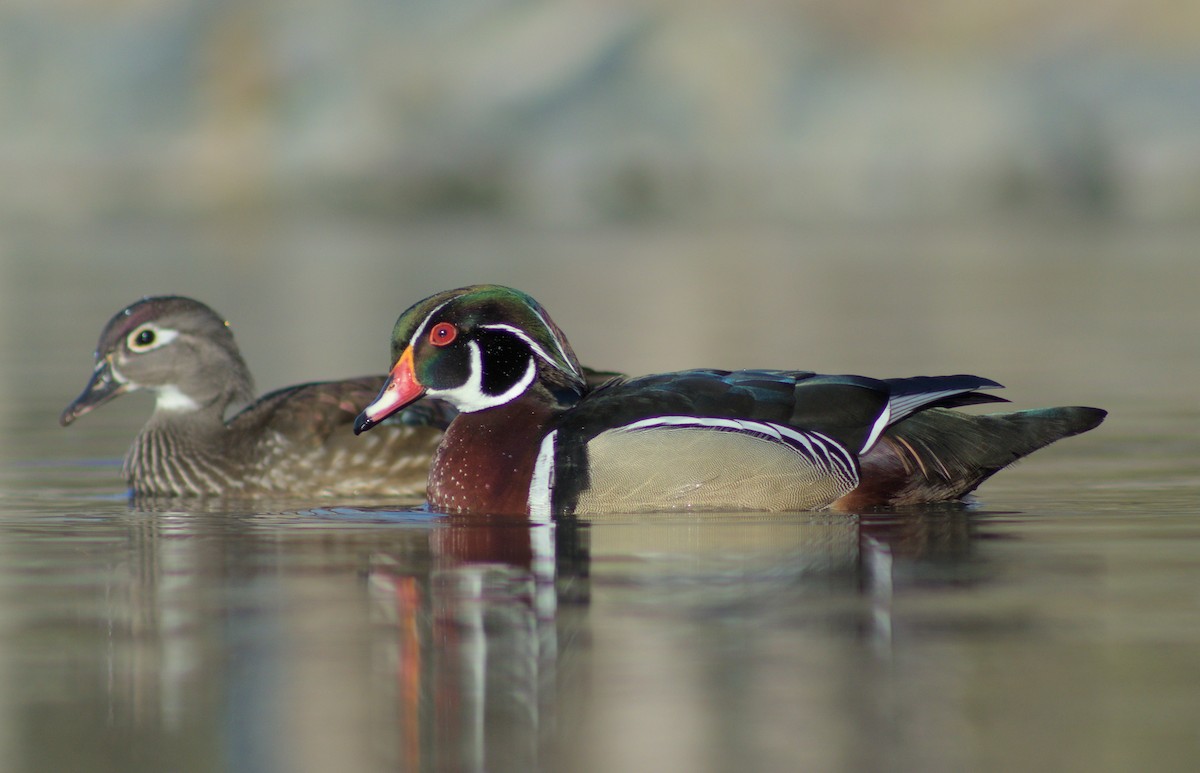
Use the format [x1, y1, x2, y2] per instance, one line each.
[353, 347, 425, 434]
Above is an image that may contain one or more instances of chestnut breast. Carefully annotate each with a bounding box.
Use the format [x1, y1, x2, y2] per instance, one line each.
[426, 398, 557, 516]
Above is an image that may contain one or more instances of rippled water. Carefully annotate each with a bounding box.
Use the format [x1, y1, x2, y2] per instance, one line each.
[1, 220, 1197, 772]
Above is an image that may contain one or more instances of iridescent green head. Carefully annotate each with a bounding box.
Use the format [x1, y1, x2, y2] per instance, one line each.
[355, 285, 585, 433]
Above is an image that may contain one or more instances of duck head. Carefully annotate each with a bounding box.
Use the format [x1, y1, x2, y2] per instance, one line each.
[354, 285, 586, 433]
[60, 296, 254, 426]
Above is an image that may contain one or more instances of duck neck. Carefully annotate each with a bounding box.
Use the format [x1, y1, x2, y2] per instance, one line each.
[427, 392, 562, 516]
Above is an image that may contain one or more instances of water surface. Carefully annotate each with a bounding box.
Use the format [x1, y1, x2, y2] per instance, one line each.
[0, 219, 1196, 772]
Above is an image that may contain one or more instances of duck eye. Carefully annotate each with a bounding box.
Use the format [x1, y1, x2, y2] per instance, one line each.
[429, 322, 457, 347]
[127, 325, 171, 352]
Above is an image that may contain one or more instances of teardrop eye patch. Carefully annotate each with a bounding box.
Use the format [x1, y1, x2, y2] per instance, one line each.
[429, 322, 457, 347]
[126, 324, 178, 352]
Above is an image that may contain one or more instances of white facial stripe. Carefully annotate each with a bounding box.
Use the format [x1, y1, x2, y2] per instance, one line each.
[528, 430, 557, 521]
[154, 384, 200, 412]
[480, 323, 579, 377]
[409, 298, 455, 349]
[426, 340, 537, 413]
[532, 303, 578, 372]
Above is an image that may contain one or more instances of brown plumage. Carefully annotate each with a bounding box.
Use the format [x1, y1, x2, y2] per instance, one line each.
[62, 296, 452, 500]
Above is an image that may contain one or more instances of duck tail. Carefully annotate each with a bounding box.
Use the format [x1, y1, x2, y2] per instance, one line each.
[834, 406, 1107, 509]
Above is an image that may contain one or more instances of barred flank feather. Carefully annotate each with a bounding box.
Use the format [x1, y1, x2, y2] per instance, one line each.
[833, 406, 1107, 509]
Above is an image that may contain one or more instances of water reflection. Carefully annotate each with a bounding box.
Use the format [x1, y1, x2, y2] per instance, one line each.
[363, 518, 552, 772]
[11, 470, 1197, 773]
[2, 214, 1191, 771]
[0, 447, 1009, 773]
[358, 509, 984, 772]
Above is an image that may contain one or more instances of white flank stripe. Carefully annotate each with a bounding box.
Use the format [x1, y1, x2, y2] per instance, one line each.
[528, 431, 557, 522]
[619, 415, 749, 432]
[861, 403, 891, 454]
[781, 427, 857, 482]
[619, 415, 859, 485]
[770, 424, 855, 481]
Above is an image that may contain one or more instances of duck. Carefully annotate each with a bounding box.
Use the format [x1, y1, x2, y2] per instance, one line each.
[61, 295, 454, 499]
[352, 284, 1106, 518]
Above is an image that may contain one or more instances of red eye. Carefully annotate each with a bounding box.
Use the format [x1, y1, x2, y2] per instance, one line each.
[429, 322, 457, 347]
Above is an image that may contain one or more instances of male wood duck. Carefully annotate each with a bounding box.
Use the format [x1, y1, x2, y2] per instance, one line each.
[61, 296, 454, 499]
[353, 285, 1106, 518]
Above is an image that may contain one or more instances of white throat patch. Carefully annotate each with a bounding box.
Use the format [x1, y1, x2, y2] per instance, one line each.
[426, 340, 536, 413]
[154, 385, 200, 413]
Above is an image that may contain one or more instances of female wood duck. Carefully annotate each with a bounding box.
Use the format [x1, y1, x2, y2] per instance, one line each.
[61, 296, 454, 499]
[353, 285, 1106, 518]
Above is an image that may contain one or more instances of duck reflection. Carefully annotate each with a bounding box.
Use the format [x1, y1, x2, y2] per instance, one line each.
[364, 506, 987, 772]
[368, 517, 567, 773]
[17, 499, 994, 772]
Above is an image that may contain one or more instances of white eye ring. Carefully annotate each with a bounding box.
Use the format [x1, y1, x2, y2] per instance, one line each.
[126, 324, 179, 353]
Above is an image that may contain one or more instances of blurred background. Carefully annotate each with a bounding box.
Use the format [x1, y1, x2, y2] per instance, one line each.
[1, 5, 1199, 772]
[2, 0, 1198, 434]
[5, 0, 1200, 225]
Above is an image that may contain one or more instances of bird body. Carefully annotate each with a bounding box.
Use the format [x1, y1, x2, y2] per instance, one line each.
[354, 285, 1106, 517]
[62, 296, 450, 499]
